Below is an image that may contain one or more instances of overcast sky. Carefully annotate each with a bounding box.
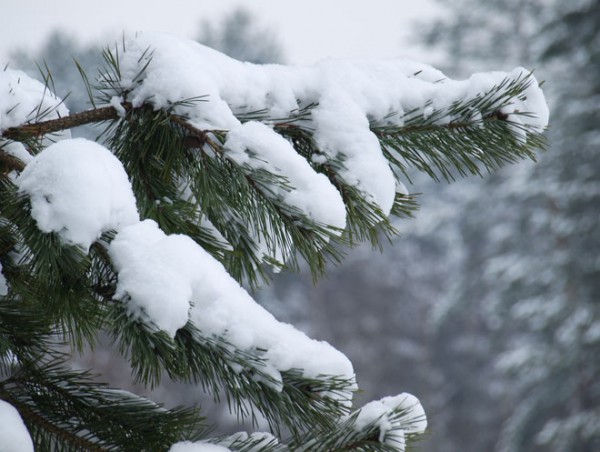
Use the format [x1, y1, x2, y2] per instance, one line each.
[0, 0, 440, 66]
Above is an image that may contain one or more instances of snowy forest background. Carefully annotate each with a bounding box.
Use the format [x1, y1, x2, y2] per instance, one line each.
[8, 0, 599, 450]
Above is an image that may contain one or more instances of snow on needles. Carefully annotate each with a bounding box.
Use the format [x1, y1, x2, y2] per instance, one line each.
[15, 136, 354, 394]
[355, 393, 427, 450]
[171, 432, 279, 452]
[109, 219, 356, 397]
[224, 121, 346, 231]
[118, 32, 549, 216]
[0, 69, 69, 139]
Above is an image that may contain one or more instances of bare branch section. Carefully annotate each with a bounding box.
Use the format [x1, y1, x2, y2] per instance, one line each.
[2, 106, 123, 141]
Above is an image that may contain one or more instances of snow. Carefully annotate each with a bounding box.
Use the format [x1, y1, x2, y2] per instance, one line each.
[171, 432, 278, 452]
[0, 400, 34, 452]
[0, 263, 7, 296]
[224, 121, 346, 231]
[2, 141, 33, 166]
[109, 95, 127, 117]
[116, 31, 548, 216]
[16, 138, 139, 250]
[170, 442, 230, 452]
[110, 219, 355, 397]
[109, 220, 199, 338]
[14, 133, 354, 395]
[0, 68, 70, 140]
[354, 393, 427, 449]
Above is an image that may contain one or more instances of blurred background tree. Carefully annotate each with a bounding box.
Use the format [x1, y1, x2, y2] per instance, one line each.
[196, 8, 285, 64]
[414, 0, 600, 450]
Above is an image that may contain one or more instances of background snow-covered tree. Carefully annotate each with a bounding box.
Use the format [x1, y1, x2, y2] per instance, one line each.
[416, 0, 600, 450]
[0, 29, 547, 450]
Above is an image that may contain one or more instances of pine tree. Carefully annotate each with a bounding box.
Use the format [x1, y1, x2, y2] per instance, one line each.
[0, 31, 547, 451]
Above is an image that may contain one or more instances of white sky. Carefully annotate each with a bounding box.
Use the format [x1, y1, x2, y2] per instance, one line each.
[0, 0, 439, 66]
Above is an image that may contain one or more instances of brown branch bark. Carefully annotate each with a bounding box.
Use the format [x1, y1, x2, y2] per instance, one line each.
[0, 151, 25, 172]
[1, 105, 125, 141]
[170, 115, 210, 149]
[0, 102, 218, 173]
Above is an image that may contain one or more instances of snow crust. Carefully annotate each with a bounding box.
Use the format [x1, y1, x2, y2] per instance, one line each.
[16, 139, 139, 250]
[0, 69, 69, 139]
[0, 400, 34, 452]
[118, 32, 548, 216]
[355, 393, 427, 449]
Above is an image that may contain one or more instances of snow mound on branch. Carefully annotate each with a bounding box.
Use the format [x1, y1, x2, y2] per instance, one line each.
[0, 68, 69, 140]
[355, 393, 427, 450]
[0, 399, 34, 452]
[109, 219, 356, 399]
[224, 121, 346, 231]
[16, 138, 139, 250]
[109, 220, 198, 338]
[118, 31, 548, 216]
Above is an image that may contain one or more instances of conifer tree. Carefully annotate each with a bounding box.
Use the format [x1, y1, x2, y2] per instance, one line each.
[0, 31, 548, 451]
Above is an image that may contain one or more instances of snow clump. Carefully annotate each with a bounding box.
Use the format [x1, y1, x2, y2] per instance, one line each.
[355, 393, 427, 450]
[16, 138, 139, 250]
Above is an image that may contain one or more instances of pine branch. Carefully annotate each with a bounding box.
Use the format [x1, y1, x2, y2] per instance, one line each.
[370, 74, 547, 182]
[293, 403, 426, 452]
[107, 307, 354, 438]
[0, 36, 548, 450]
[0, 178, 103, 351]
[0, 359, 204, 451]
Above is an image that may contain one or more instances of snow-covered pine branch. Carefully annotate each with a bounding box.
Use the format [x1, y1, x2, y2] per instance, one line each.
[0, 31, 548, 451]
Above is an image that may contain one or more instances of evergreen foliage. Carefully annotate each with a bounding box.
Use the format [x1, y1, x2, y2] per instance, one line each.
[0, 31, 546, 451]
